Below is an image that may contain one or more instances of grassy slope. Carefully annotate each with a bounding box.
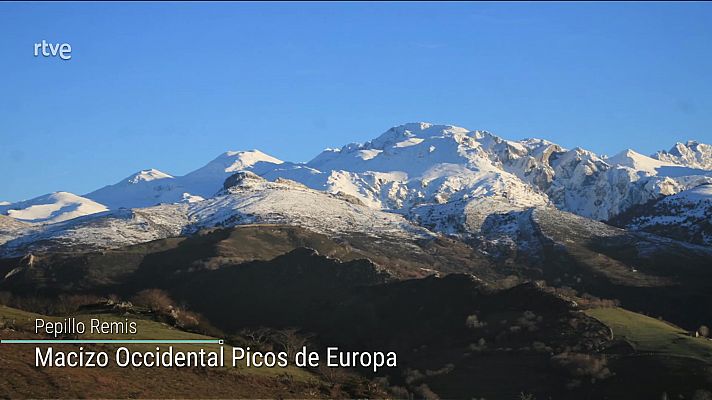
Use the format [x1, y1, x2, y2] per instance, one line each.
[586, 307, 712, 361]
[584, 307, 712, 398]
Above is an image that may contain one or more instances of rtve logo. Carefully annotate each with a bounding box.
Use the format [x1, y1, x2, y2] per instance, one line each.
[34, 40, 72, 60]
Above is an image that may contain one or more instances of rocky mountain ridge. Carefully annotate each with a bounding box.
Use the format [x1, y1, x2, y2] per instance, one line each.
[1, 123, 710, 254]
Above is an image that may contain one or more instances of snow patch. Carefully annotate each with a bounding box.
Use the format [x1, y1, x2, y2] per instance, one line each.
[0, 192, 108, 224]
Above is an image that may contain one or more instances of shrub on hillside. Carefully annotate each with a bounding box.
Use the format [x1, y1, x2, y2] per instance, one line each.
[131, 289, 174, 312]
[552, 351, 612, 385]
[465, 314, 486, 329]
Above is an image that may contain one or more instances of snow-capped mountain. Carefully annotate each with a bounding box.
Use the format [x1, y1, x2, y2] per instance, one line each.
[84, 150, 282, 209]
[0, 204, 191, 256]
[180, 149, 283, 196]
[64, 123, 711, 225]
[265, 123, 711, 221]
[0, 192, 108, 224]
[654, 141, 712, 170]
[2, 122, 711, 254]
[265, 123, 551, 218]
[606, 149, 675, 175]
[127, 168, 174, 183]
[611, 183, 712, 246]
[0, 171, 433, 256]
[191, 171, 433, 240]
[85, 169, 179, 209]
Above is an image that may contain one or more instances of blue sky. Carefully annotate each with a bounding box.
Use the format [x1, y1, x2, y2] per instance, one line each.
[1, 2, 711, 202]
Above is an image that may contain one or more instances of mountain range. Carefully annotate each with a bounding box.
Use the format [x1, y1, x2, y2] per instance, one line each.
[2, 122, 711, 254]
[3, 123, 712, 399]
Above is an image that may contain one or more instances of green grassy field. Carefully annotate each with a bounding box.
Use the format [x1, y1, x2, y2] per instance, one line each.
[585, 307, 712, 361]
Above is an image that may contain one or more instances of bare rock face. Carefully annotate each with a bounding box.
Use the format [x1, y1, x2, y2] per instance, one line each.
[333, 191, 366, 206]
[222, 171, 266, 190]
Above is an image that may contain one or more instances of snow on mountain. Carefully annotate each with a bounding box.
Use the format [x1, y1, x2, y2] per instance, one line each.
[86, 169, 181, 209]
[181, 193, 205, 203]
[613, 184, 712, 246]
[0, 192, 109, 224]
[308, 123, 472, 174]
[178, 150, 283, 197]
[607, 149, 674, 174]
[68, 122, 712, 229]
[0, 205, 190, 256]
[127, 168, 173, 183]
[265, 123, 551, 217]
[85, 150, 282, 209]
[0, 201, 10, 206]
[188, 171, 434, 241]
[264, 123, 710, 222]
[654, 141, 712, 170]
[672, 183, 712, 202]
[607, 148, 712, 179]
[1, 172, 433, 257]
[0, 215, 30, 247]
[4, 122, 711, 252]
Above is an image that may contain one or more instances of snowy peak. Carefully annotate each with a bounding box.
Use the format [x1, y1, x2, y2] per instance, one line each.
[607, 149, 672, 174]
[307, 123, 561, 178]
[125, 169, 173, 184]
[307, 123, 494, 176]
[0, 191, 108, 224]
[197, 150, 283, 175]
[654, 141, 712, 170]
[222, 149, 283, 171]
[282, 123, 553, 219]
[368, 123, 471, 148]
[84, 150, 284, 209]
[86, 169, 183, 209]
[180, 149, 283, 197]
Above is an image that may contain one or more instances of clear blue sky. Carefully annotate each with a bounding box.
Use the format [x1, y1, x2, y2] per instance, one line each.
[1, 2, 711, 202]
